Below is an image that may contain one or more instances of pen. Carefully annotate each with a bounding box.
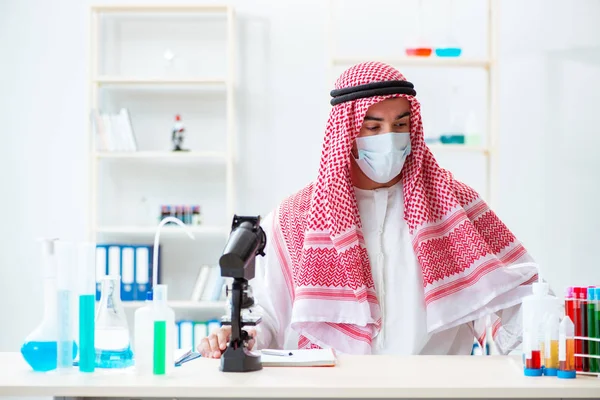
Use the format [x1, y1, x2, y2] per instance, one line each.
[261, 350, 293, 356]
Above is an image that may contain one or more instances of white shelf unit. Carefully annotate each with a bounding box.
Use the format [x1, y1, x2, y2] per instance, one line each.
[88, 5, 236, 313]
[327, 0, 498, 204]
[95, 225, 229, 236]
[94, 151, 228, 162]
[332, 57, 491, 69]
[121, 300, 227, 311]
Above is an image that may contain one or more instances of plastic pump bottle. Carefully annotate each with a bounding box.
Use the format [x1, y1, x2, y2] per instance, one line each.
[134, 217, 193, 375]
[522, 281, 561, 376]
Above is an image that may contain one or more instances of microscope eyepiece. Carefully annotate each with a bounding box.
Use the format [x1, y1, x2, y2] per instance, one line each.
[219, 215, 266, 280]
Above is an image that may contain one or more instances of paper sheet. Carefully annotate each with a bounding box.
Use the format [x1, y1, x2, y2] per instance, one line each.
[260, 348, 336, 367]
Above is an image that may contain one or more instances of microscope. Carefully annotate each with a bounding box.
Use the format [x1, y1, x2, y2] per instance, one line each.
[219, 215, 266, 373]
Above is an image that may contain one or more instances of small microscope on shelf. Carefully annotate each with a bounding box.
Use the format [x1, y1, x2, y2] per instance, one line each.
[219, 215, 266, 373]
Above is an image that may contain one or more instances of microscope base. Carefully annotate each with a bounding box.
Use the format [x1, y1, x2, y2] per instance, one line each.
[219, 346, 262, 373]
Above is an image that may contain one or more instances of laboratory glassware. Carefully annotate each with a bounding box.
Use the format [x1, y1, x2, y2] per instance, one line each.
[434, 0, 462, 57]
[78, 242, 96, 372]
[405, 0, 432, 57]
[543, 315, 559, 376]
[55, 240, 78, 370]
[95, 275, 134, 368]
[20, 239, 61, 372]
[558, 316, 576, 379]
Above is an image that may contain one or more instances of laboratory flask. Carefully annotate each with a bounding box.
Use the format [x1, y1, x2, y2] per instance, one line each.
[95, 275, 134, 368]
[20, 239, 77, 372]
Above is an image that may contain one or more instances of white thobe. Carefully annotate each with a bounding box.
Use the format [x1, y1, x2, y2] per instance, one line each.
[251, 181, 519, 354]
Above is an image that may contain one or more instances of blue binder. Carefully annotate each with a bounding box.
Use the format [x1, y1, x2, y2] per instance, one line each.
[120, 245, 135, 301]
[133, 245, 161, 300]
[134, 245, 151, 301]
[95, 245, 108, 301]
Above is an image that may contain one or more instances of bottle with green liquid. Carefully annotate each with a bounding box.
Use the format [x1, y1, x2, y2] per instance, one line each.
[595, 288, 600, 372]
[152, 285, 175, 376]
[588, 287, 599, 373]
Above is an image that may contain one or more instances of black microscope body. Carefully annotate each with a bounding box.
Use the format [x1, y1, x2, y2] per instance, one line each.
[219, 215, 266, 373]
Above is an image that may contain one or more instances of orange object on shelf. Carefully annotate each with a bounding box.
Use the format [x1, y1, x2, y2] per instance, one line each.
[405, 48, 432, 57]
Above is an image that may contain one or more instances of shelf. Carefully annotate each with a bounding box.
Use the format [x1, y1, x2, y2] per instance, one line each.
[96, 225, 229, 236]
[94, 151, 228, 162]
[118, 300, 227, 311]
[94, 76, 228, 85]
[332, 57, 491, 69]
[92, 5, 231, 13]
[427, 144, 490, 154]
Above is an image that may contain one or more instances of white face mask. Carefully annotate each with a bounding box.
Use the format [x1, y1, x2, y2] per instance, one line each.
[354, 132, 411, 183]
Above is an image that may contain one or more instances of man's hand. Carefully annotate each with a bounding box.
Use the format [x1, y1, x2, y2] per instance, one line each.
[197, 326, 257, 358]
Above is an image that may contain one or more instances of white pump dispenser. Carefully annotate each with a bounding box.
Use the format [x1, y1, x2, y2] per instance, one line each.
[522, 279, 561, 376]
[134, 217, 194, 375]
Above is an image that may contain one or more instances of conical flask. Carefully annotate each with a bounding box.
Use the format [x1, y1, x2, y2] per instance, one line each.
[95, 275, 134, 368]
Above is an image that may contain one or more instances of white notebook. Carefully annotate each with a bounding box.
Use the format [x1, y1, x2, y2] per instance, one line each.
[260, 348, 337, 367]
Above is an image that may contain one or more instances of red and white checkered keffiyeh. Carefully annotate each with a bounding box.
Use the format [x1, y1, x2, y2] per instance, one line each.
[270, 62, 537, 354]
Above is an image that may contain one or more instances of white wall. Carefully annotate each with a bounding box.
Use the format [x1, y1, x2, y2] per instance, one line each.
[1, 0, 599, 353]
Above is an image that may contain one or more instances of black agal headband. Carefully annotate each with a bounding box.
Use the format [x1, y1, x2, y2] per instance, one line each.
[330, 80, 416, 106]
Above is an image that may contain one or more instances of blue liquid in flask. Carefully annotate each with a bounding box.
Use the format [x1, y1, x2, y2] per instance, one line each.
[21, 341, 78, 372]
[95, 346, 134, 368]
[435, 47, 462, 57]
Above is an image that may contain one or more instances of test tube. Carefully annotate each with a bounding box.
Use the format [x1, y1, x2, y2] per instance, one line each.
[565, 287, 576, 329]
[55, 241, 76, 369]
[544, 315, 559, 376]
[588, 287, 598, 373]
[523, 323, 542, 376]
[78, 243, 96, 373]
[578, 287, 589, 371]
[558, 316, 576, 379]
[595, 288, 600, 369]
[573, 287, 583, 371]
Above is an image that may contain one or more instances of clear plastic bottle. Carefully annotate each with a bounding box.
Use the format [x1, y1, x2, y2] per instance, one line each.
[558, 316, 576, 379]
[151, 285, 175, 375]
[95, 275, 134, 368]
[522, 282, 561, 376]
[134, 291, 154, 375]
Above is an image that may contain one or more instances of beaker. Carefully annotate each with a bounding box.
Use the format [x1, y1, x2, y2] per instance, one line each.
[20, 239, 61, 371]
[95, 275, 134, 368]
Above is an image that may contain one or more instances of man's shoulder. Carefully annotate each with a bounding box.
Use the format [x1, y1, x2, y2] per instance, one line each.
[277, 182, 315, 213]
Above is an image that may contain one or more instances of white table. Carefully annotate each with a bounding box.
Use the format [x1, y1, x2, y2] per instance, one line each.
[0, 352, 599, 398]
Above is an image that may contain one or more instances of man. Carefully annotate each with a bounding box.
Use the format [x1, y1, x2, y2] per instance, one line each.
[199, 61, 538, 357]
